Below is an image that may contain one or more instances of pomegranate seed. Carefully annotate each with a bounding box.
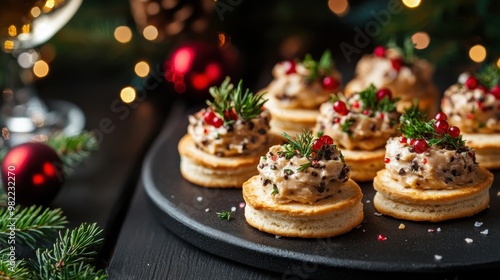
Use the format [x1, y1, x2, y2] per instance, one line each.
[464, 76, 478, 89]
[271, 155, 277, 161]
[379, 113, 385, 119]
[322, 76, 340, 91]
[422, 158, 428, 164]
[448, 126, 460, 138]
[467, 112, 474, 119]
[363, 109, 370, 115]
[312, 139, 325, 151]
[376, 88, 392, 101]
[333, 100, 349, 116]
[413, 139, 428, 154]
[434, 112, 448, 121]
[434, 120, 449, 134]
[204, 111, 216, 125]
[409, 138, 416, 145]
[391, 58, 404, 72]
[352, 101, 360, 108]
[333, 117, 340, 123]
[400, 136, 407, 144]
[377, 234, 387, 241]
[374, 46, 386, 57]
[490, 85, 500, 99]
[319, 135, 334, 145]
[384, 157, 390, 163]
[285, 60, 297, 75]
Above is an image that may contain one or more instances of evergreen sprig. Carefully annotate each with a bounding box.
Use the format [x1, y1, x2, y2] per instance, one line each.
[0, 206, 67, 250]
[358, 84, 400, 112]
[207, 77, 268, 125]
[476, 63, 500, 89]
[31, 222, 105, 280]
[302, 49, 334, 81]
[387, 36, 416, 64]
[46, 131, 99, 176]
[279, 130, 314, 160]
[0, 248, 32, 279]
[399, 104, 466, 150]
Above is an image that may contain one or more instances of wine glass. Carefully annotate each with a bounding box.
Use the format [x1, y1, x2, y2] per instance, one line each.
[0, 0, 84, 146]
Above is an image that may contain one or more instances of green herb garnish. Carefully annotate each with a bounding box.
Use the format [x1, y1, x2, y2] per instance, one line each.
[216, 211, 232, 220]
[476, 63, 500, 89]
[271, 185, 279, 195]
[387, 36, 416, 64]
[399, 103, 466, 150]
[359, 84, 400, 112]
[207, 77, 268, 125]
[302, 50, 334, 82]
[279, 130, 314, 159]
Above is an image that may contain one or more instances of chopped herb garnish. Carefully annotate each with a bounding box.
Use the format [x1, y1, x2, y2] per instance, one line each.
[207, 77, 268, 125]
[358, 84, 400, 112]
[216, 211, 232, 220]
[271, 184, 278, 195]
[280, 130, 314, 159]
[386, 36, 416, 64]
[476, 63, 500, 89]
[341, 118, 356, 136]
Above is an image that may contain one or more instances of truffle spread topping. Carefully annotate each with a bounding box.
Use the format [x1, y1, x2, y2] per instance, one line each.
[257, 131, 349, 204]
[188, 77, 271, 157]
[314, 84, 401, 150]
[384, 105, 479, 190]
[265, 50, 342, 109]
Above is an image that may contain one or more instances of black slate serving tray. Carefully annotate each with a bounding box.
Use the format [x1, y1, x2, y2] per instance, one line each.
[143, 102, 500, 279]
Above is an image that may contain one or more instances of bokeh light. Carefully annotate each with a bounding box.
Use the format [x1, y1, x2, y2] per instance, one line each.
[328, 0, 349, 16]
[134, 61, 150, 77]
[114, 26, 132, 43]
[411, 32, 430, 49]
[402, 0, 421, 8]
[497, 58, 500, 68]
[120, 87, 136, 103]
[469, 44, 487, 63]
[143, 25, 158, 41]
[33, 60, 49, 78]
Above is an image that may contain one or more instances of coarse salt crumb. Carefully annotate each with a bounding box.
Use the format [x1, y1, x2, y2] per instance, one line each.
[171, 195, 175, 199]
[365, 199, 371, 203]
[275, 235, 281, 239]
[497, 191, 500, 197]
[239, 202, 245, 208]
[480, 229, 489, 235]
[398, 223, 405, 230]
[197, 196, 203, 202]
[436, 227, 441, 232]
[428, 228, 435, 233]
[434, 255, 443, 261]
[465, 238, 473, 243]
[374, 212, 383, 216]
[231, 206, 236, 212]
[205, 208, 210, 212]
[474, 221, 483, 227]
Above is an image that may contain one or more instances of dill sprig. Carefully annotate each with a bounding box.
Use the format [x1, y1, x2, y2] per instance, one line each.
[476, 63, 500, 89]
[358, 84, 400, 112]
[207, 77, 268, 125]
[302, 49, 334, 82]
[399, 104, 466, 150]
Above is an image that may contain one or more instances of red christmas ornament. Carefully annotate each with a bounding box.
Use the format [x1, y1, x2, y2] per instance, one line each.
[1, 142, 64, 206]
[163, 41, 239, 101]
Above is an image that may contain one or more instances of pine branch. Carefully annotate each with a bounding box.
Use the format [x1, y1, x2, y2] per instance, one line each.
[31, 223, 104, 280]
[302, 49, 334, 81]
[0, 248, 32, 280]
[46, 131, 99, 176]
[0, 206, 67, 250]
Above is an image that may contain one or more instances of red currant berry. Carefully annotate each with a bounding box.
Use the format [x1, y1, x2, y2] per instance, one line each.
[490, 85, 500, 99]
[374, 46, 386, 57]
[434, 112, 447, 121]
[322, 76, 340, 91]
[285, 60, 297, 75]
[400, 136, 407, 144]
[351, 101, 360, 108]
[204, 111, 216, 125]
[464, 76, 478, 90]
[312, 139, 325, 151]
[391, 58, 404, 72]
[434, 120, 449, 134]
[212, 117, 223, 128]
[376, 88, 392, 101]
[448, 126, 460, 138]
[229, 107, 238, 120]
[333, 100, 349, 116]
[413, 139, 428, 154]
[319, 135, 334, 145]
[384, 157, 390, 163]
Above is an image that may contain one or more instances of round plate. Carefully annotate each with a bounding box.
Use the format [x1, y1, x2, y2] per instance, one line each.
[143, 103, 500, 279]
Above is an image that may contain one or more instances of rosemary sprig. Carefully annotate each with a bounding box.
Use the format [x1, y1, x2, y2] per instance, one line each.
[386, 36, 416, 64]
[302, 50, 334, 81]
[207, 77, 268, 125]
[399, 104, 466, 150]
[476, 63, 500, 89]
[279, 130, 314, 159]
[358, 84, 400, 112]
[216, 211, 232, 221]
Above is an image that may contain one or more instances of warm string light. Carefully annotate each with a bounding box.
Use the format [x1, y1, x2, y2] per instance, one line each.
[120, 87, 136, 103]
[411, 32, 430, 49]
[469, 44, 487, 63]
[402, 0, 421, 8]
[328, 0, 349, 16]
[114, 26, 132, 43]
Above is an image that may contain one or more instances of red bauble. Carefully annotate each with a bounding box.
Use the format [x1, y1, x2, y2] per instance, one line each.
[163, 41, 239, 102]
[1, 142, 64, 206]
